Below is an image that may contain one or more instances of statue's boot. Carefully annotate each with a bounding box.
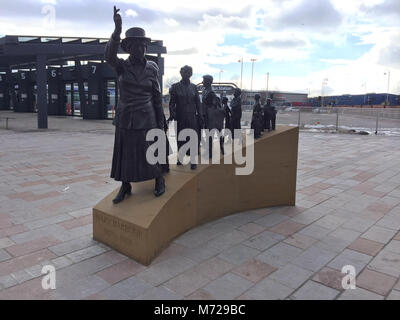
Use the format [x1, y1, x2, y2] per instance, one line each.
[209, 136, 213, 159]
[162, 163, 170, 174]
[191, 163, 197, 170]
[112, 182, 132, 204]
[220, 137, 225, 155]
[154, 176, 165, 197]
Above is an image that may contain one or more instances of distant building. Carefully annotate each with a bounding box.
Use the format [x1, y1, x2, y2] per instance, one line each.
[163, 82, 240, 107]
[241, 90, 308, 110]
[163, 85, 310, 110]
[308, 93, 400, 107]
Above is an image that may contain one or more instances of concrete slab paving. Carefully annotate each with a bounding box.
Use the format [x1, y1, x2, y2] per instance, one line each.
[1, 112, 400, 299]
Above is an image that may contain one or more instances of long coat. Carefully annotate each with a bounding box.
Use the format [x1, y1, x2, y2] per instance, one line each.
[169, 81, 202, 152]
[263, 101, 271, 130]
[224, 103, 232, 130]
[202, 88, 225, 131]
[230, 96, 242, 130]
[105, 34, 164, 182]
[251, 102, 263, 138]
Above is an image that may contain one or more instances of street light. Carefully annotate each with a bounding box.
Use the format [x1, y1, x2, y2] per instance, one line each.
[218, 70, 224, 83]
[238, 58, 244, 88]
[362, 81, 367, 104]
[266, 72, 270, 94]
[250, 58, 257, 91]
[384, 71, 391, 106]
[321, 78, 328, 107]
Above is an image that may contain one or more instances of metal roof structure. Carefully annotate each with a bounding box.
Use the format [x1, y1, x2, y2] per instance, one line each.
[0, 35, 166, 70]
[0, 35, 167, 128]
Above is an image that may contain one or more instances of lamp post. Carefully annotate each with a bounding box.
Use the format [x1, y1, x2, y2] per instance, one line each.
[321, 78, 328, 107]
[384, 71, 391, 106]
[250, 58, 257, 91]
[218, 69, 224, 83]
[266, 72, 270, 94]
[238, 58, 244, 88]
[362, 81, 367, 104]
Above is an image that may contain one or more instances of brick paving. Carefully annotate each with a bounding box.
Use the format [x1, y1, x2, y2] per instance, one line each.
[0, 111, 400, 300]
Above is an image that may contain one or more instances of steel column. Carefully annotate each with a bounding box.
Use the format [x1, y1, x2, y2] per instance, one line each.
[36, 54, 48, 129]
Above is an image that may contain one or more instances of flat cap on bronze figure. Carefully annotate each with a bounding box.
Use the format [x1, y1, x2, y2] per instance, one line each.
[106, 6, 166, 204]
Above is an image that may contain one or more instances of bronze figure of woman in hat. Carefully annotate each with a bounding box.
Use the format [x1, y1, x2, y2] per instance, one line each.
[106, 6, 166, 204]
[230, 88, 242, 140]
[251, 94, 263, 139]
[202, 75, 226, 158]
[169, 65, 203, 170]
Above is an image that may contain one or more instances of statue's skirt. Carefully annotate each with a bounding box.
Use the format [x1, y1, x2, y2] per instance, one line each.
[176, 112, 200, 153]
[111, 126, 162, 183]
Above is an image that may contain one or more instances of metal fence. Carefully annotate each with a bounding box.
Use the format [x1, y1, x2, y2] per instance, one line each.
[242, 107, 400, 136]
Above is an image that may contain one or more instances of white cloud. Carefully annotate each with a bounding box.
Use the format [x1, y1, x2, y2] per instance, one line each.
[163, 18, 179, 27]
[198, 14, 250, 31]
[269, 0, 343, 32]
[0, 0, 399, 95]
[320, 58, 354, 65]
[125, 9, 138, 17]
[41, 0, 57, 4]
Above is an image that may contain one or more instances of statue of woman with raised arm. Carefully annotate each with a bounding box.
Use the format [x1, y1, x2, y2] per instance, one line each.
[106, 6, 166, 204]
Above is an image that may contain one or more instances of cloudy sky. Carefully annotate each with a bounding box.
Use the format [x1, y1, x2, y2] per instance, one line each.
[1, 0, 399, 96]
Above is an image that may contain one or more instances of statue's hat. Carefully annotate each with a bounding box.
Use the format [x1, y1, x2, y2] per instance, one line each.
[203, 75, 213, 81]
[121, 27, 151, 52]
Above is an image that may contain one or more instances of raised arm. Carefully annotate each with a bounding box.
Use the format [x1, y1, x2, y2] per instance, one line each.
[105, 6, 124, 72]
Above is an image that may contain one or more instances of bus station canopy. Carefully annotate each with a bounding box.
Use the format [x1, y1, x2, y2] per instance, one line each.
[0, 35, 166, 70]
[0, 35, 166, 129]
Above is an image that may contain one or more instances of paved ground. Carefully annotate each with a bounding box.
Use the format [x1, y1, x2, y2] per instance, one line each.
[0, 111, 400, 300]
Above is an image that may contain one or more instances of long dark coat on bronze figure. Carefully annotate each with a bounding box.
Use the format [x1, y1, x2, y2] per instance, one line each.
[230, 96, 242, 130]
[169, 81, 202, 153]
[202, 89, 225, 131]
[251, 102, 263, 138]
[105, 35, 164, 182]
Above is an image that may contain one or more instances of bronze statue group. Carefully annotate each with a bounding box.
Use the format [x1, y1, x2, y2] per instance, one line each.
[251, 94, 277, 139]
[107, 7, 277, 204]
[169, 72, 245, 163]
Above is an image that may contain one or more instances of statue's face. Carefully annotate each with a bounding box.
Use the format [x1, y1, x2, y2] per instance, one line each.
[203, 77, 212, 87]
[127, 39, 147, 58]
[180, 68, 192, 81]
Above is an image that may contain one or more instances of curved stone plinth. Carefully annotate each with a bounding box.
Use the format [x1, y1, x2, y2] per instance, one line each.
[93, 126, 299, 265]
